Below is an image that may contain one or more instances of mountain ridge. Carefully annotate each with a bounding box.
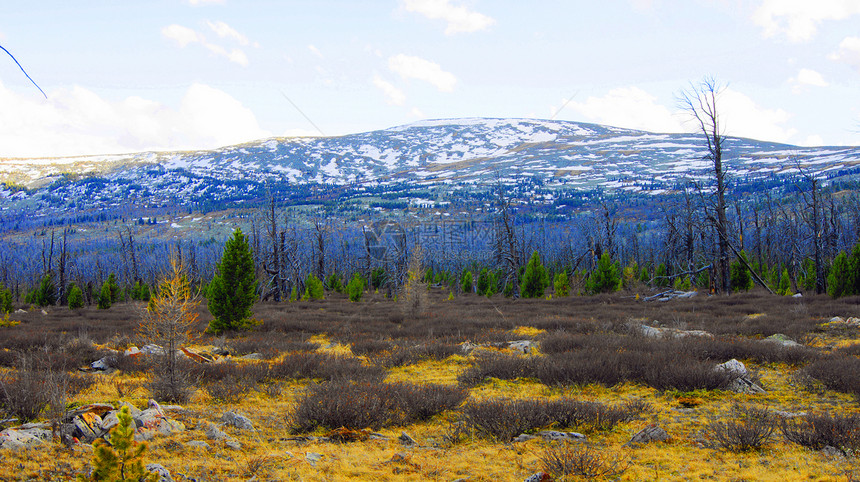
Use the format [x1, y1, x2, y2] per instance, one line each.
[1, 117, 859, 215]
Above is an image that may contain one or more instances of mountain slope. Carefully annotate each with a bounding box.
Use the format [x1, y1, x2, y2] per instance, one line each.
[2, 118, 859, 213]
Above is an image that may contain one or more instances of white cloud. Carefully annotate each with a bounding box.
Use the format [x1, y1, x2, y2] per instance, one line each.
[161, 24, 203, 48]
[829, 36, 860, 71]
[564, 87, 683, 133]
[206, 20, 249, 46]
[388, 54, 456, 92]
[565, 86, 798, 143]
[789, 68, 828, 93]
[402, 0, 495, 35]
[308, 44, 324, 59]
[752, 0, 860, 42]
[708, 88, 797, 143]
[161, 23, 250, 66]
[0, 81, 269, 157]
[372, 75, 406, 105]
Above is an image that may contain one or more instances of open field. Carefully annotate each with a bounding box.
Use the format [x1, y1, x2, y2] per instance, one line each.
[2, 289, 860, 481]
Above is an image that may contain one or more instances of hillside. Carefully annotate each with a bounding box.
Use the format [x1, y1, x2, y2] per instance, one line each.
[2, 118, 860, 216]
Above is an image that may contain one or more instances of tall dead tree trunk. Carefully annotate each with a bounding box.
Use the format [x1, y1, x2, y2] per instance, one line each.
[681, 77, 730, 294]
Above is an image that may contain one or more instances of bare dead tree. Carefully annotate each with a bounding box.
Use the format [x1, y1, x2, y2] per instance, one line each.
[57, 228, 69, 304]
[795, 163, 826, 294]
[493, 178, 522, 297]
[680, 77, 730, 294]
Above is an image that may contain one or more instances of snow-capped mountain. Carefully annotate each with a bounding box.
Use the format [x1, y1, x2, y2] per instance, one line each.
[2, 118, 859, 213]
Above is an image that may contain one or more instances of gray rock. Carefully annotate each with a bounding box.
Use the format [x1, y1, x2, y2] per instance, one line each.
[141, 344, 165, 356]
[792, 293, 803, 298]
[240, 353, 265, 360]
[715, 359, 747, 378]
[763, 334, 802, 348]
[305, 452, 324, 465]
[225, 439, 242, 450]
[829, 316, 846, 324]
[398, 432, 417, 446]
[145, 463, 174, 482]
[626, 425, 670, 446]
[726, 376, 766, 394]
[639, 324, 712, 339]
[221, 411, 254, 430]
[523, 472, 553, 482]
[508, 340, 537, 354]
[0, 426, 52, 450]
[537, 430, 585, 441]
[460, 342, 478, 354]
[90, 356, 112, 371]
[186, 440, 211, 449]
[204, 422, 228, 441]
[512, 433, 537, 443]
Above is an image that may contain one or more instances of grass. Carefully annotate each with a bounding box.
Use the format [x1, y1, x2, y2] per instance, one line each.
[0, 289, 859, 480]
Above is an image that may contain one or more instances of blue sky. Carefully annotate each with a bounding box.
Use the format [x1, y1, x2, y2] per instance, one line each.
[1, 0, 859, 157]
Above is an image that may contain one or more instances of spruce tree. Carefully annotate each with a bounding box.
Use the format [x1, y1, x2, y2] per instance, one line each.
[729, 251, 753, 292]
[98, 282, 112, 310]
[461, 270, 473, 294]
[521, 251, 549, 298]
[585, 252, 621, 294]
[304, 273, 325, 300]
[207, 228, 257, 334]
[68, 283, 84, 309]
[777, 268, 793, 296]
[0, 282, 12, 313]
[828, 251, 851, 299]
[848, 242, 860, 296]
[553, 271, 570, 297]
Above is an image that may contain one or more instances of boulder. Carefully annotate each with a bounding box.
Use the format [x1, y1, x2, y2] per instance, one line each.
[537, 430, 585, 441]
[512, 433, 537, 443]
[0, 425, 52, 450]
[639, 324, 713, 339]
[715, 359, 747, 378]
[523, 472, 554, 482]
[398, 432, 417, 446]
[625, 425, 670, 446]
[205, 422, 228, 441]
[763, 334, 802, 348]
[186, 440, 211, 449]
[141, 344, 165, 356]
[726, 376, 766, 394]
[145, 463, 174, 482]
[124, 346, 141, 356]
[240, 353, 265, 360]
[221, 411, 254, 430]
[508, 340, 537, 354]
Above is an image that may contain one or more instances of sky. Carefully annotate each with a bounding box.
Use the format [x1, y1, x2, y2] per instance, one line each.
[0, 0, 859, 158]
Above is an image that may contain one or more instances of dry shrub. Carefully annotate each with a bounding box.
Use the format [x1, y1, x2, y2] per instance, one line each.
[289, 380, 466, 433]
[704, 405, 776, 452]
[350, 338, 395, 357]
[459, 349, 733, 392]
[270, 352, 384, 383]
[0, 357, 75, 422]
[457, 397, 645, 442]
[802, 355, 860, 397]
[540, 443, 631, 480]
[781, 411, 860, 454]
[204, 376, 254, 404]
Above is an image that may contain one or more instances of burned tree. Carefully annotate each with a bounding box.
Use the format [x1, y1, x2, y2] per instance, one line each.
[680, 77, 731, 294]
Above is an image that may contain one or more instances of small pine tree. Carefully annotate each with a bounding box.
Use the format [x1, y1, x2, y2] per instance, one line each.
[777, 268, 793, 296]
[828, 251, 851, 299]
[106, 273, 121, 303]
[304, 273, 325, 300]
[461, 270, 473, 294]
[0, 282, 12, 313]
[654, 263, 669, 287]
[77, 405, 157, 481]
[68, 283, 84, 309]
[585, 252, 621, 294]
[98, 282, 112, 310]
[476, 268, 489, 296]
[729, 251, 754, 292]
[346, 273, 365, 302]
[208, 228, 258, 334]
[553, 271, 570, 297]
[325, 273, 343, 293]
[848, 243, 860, 296]
[35, 274, 57, 306]
[521, 251, 549, 298]
[289, 284, 297, 302]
